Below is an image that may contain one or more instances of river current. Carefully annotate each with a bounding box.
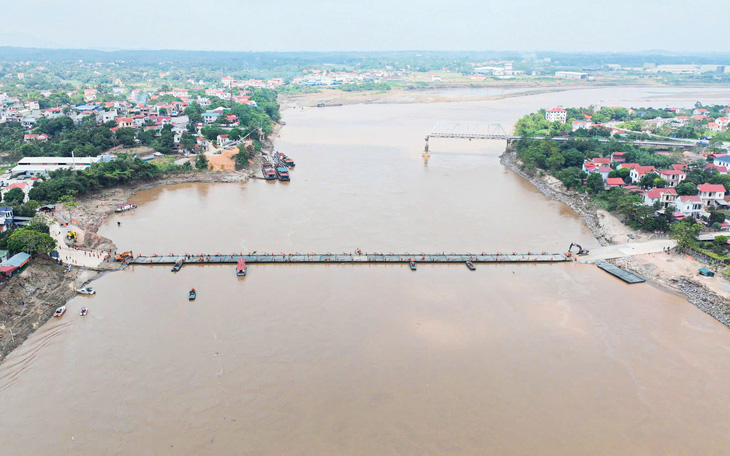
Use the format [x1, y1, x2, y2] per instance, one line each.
[2, 86, 730, 455]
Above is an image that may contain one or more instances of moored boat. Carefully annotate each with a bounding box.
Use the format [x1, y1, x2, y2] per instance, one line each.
[278, 152, 295, 167]
[172, 258, 184, 272]
[276, 167, 290, 181]
[237, 258, 247, 276]
[261, 163, 277, 180]
[466, 261, 476, 270]
[410, 260, 417, 271]
[189, 288, 196, 300]
[76, 286, 96, 295]
[114, 202, 137, 213]
[80, 307, 88, 316]
[53, 306, 66, 317]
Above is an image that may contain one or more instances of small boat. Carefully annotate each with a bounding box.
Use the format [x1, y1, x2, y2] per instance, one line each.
[53, 306, 66, 317]
[171, 259, 184, 272]
[466, 261, 476, 270]
[114, 202, 137, 213]
[189, 288, 196, 300]
[237, 258, 247, 276]
[409, 260, 417, 271]
[76, 287, 96, 295]
[80, 307, 88, 316]
[276, 167, 290, 181]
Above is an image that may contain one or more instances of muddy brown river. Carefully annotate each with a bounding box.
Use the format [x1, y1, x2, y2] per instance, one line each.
[2, 87, 730, 455]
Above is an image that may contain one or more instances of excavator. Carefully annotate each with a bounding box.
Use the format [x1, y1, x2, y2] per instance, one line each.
[568, 243, 589, 256]
[66, 231, 77, 241]
[114, 251, 133, 262]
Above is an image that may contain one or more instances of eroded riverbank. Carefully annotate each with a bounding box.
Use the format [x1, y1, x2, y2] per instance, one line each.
[500, 148, 730, 329]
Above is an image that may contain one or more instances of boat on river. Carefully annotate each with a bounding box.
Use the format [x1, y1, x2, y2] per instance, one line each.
[261, 163, 276, 180]
[466, 261, 476, 270]
[80, 307, 88, 316]
[76, 286, 95, 295]
[237, 258, 247, 276]
[171, 259, 184, 272]
[276, 167, 290, 181]
[53, 306, 66, 317]
[114, 202, 137, 213]
[189, 288, 196, 300]
[277, 152, 295, 167]
[410, 260, 417, 271]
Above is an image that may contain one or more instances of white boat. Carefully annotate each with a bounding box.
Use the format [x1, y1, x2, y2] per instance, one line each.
[80, 307, 88, 316]
[53, 306, 66, 317]
[76, 287, 96, 295]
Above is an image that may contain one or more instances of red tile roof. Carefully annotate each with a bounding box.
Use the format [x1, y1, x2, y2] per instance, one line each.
[606, 178, 625, 186]
[678, 195, 701, 202]
[635, 166, 656, 175]
[657, 169, 685, 176]
[645, 188, 677, 199]
[698, 183, 726, 193]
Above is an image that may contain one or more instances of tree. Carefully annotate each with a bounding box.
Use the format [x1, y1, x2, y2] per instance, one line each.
[652, 177, 668, 188]
[179, 133, 196, 152]
[58, 194, 78, 219]
[195, 153, 209, 170]
[546, 153, 565, 172]
[3, 187, 25, 206]
[675, 182, 698, 196]
[586, 172, 604, 194]
[154, 125, 175, 154]
[670, 219, 702, 251]
[708, 208, 726, 225]
[713, 235, 729, 246]
[640, 172, 659, 188]
[115, 127, 136, 148]
[7, 228, 56, 255]
[234, 145, 250, 171]
[17, 200, 40, 217]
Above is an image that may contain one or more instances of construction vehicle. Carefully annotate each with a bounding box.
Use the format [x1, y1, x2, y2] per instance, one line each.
[114, 251, 133, 262]
[66, 231, 77, 241]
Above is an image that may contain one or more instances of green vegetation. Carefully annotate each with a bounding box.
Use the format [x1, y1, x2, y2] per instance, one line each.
[670, 218, 703, 251]
[28, 157, 165, 203]
[3, 219, 56, 255]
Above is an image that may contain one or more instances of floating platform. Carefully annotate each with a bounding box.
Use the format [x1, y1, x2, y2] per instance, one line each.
[595, 261, 645, 284]
[127, 252, 570, 267]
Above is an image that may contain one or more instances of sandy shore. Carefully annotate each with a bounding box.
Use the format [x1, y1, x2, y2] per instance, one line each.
[279, 85, 584, 109]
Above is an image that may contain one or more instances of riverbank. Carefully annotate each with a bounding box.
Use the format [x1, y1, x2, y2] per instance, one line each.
[0, 168, 255, 365]
[279, 85, 582, 109]
[70, 169, 253, 237]
[501, 148, 730, 328]
[500, 148, 647, 246]
[0, 259, 102, 362]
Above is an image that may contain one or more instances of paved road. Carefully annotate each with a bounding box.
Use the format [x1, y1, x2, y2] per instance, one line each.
[577, 239, 677, 263]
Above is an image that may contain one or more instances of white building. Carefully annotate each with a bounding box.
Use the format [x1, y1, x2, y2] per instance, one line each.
[555, 71, 588, 79]
[672, 195, 707, 219]
[698, 183, 726, 208]
[11, 156, 104, 176]
[643, 188, 677, 208]
[545, 108, 567, 124]
[656, 169, 686, 187]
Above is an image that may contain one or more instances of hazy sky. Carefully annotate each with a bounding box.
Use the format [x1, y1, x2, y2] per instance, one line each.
[0, 0, 725, 53]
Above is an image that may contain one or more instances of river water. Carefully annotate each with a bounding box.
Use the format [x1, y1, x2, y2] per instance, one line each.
[2, 86, 730, 455]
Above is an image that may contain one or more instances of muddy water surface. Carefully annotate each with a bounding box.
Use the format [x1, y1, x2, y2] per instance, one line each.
[2, 86, 730, 455]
